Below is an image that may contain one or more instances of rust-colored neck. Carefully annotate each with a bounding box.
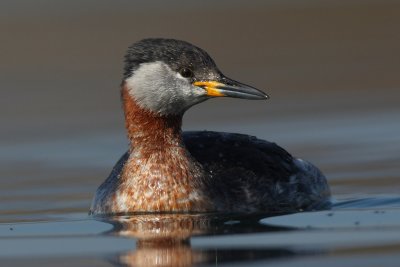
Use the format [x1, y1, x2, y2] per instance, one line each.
[114, 84, 212, 212]
[121, 83, 184, 151]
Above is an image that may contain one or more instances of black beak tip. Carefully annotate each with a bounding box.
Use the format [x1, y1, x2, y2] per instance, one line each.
[254, 89, 269, 100]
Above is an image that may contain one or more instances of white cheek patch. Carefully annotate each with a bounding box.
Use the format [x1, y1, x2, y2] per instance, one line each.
[125, 61, 176, 114]
[125, 61, 207, 115]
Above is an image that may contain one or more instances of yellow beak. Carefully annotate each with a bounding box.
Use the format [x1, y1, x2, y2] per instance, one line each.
[193, 81, 226, 97]
[193, 80, 268, 100]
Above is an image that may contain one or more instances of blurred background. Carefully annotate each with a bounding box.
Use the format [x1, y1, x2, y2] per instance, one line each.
[1, 0, 399, 221]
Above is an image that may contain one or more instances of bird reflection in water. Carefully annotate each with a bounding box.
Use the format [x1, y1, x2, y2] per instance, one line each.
[113, 214, 209, 267]
[101, 213, 311, 267]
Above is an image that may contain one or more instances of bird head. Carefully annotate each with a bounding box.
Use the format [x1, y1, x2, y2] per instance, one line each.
[123, 38, 268, 116]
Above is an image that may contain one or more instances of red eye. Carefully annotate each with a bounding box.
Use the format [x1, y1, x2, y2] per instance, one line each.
[179, 68, 193, 78]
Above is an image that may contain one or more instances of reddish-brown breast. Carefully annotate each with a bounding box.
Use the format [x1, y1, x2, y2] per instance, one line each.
[108, 85, 214, 213]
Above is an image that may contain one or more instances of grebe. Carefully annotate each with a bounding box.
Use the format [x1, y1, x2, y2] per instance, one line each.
[90, 38, 331, 215]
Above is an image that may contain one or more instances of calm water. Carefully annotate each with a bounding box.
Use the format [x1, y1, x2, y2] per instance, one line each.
[1, 99, 400, 266]
[1, 1, 400, 266]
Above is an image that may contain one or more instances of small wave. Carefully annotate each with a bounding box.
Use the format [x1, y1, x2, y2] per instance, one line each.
[333, 195, 400, 209]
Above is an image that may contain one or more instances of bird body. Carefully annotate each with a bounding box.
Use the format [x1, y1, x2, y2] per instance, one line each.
[90, 38, 331, 215]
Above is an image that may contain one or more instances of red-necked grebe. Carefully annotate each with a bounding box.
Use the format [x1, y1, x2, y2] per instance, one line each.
[90, 38, 331, 215]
